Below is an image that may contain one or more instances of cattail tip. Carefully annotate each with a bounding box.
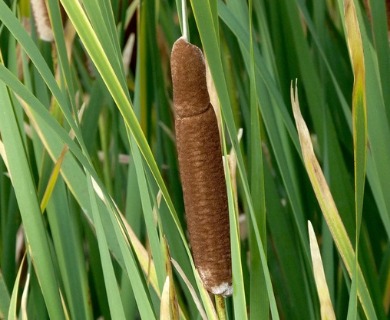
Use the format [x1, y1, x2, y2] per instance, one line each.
[171, 38, 210, 118]
[211, 282, 233, 296]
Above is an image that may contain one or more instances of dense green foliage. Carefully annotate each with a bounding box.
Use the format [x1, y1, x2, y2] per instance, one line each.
[0, 0, 389, 319]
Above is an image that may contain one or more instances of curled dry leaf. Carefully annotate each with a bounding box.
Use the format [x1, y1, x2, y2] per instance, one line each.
[160, 277, 171, 320]
[171, 258, 210, 320]
[291, 82, 377, 320]
[308, 221, 336, 320]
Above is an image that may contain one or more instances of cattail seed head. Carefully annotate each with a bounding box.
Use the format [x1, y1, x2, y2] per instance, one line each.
[171, 37, 232, 296]
[30, 0, 54, 42]
[171, 38, 210, 118]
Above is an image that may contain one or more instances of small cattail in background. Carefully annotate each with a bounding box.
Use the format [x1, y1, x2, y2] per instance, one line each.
[171, 37, 232, 296]
[30, 0, 54, 41]
[363, 0, 390, 37]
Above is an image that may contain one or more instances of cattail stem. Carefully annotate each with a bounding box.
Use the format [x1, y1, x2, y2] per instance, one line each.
[171, 38, 232, 296]
[215, 295, 227, 320]
[181, 0, 188, 40]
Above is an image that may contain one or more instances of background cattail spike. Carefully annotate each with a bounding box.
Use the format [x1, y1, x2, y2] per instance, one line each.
[30, 0, 54, 41]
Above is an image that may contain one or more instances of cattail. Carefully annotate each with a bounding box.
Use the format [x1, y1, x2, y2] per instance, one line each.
[30, 0, 54, 41]
[171, 37, 232, 296]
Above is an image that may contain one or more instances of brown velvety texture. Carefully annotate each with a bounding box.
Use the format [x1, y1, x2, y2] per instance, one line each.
[171, 38, 232, 295]
[171, 38, 210, 118]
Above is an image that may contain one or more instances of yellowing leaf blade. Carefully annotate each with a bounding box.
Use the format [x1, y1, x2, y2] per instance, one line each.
[291, 83, 377, 320]
[308, 221, 336, 320]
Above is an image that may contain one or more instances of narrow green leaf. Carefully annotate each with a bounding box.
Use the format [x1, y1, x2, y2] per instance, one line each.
[308, 221, 336, 320]
[248, 0, 268, 318]
[7, 255, 25, 320]
[0, 0, 81, 143]
[89, 180, 158, 319]
[46, 178, 92, 320]
[223, 145, 247, 320]
[58, 0, 178, 224]
[129, 135, 166, 291]
[218, 8, 316, 310]
[345, 0, 367, 236]
[0, 80, 65, 320]
[344, 0, 367, 317]
[0, 271, 10, 318]
[86, 175, 126, 320]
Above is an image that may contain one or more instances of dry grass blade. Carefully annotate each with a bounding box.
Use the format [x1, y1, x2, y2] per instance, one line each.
[20, 271, 30, 320]
[160, 277, 171, 320]
[291, 82, 353, 270]
[291, 82, 376, 319]
[171, 259, 210, 320]
[162, 238, 179, 320]
[0, 140, 8, 173]
[308, 221, 336, 320]
[8, 254, 26, 319]
[116, 208, 160, 295]
[344, 0, 365, 83]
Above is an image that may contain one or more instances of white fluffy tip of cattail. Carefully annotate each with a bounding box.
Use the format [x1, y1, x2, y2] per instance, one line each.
[210, 282, 233, 296]
[30, 0, 54, 41]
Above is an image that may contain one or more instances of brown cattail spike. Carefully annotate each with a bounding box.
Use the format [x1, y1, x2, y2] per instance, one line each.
[171, 37, 232, 296]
